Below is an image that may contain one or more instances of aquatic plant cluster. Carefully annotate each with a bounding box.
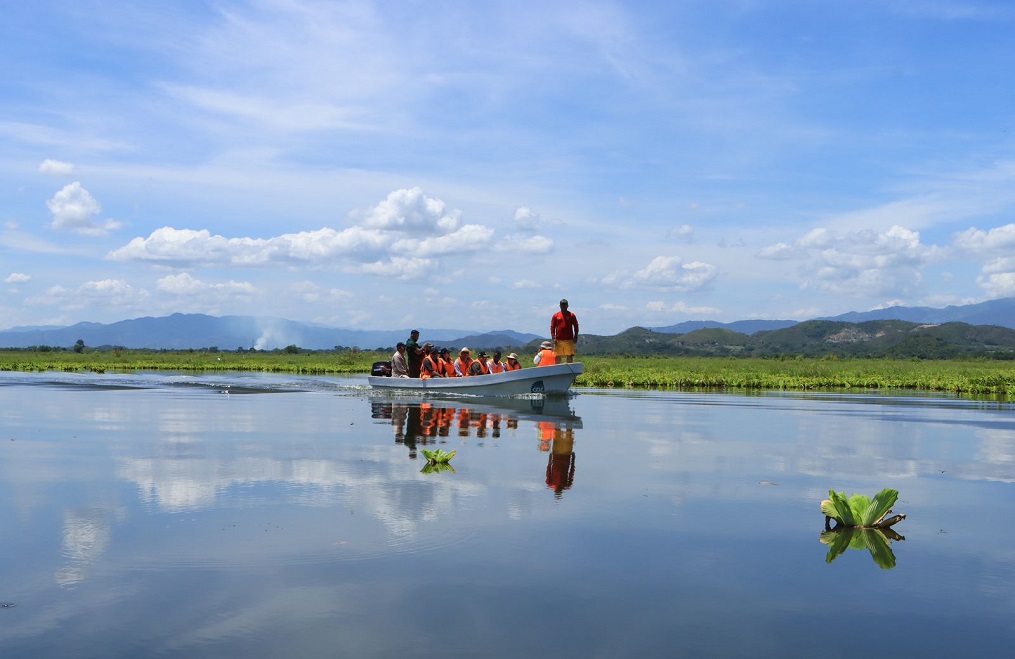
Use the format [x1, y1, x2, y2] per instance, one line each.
[1, 350, 1014, 395]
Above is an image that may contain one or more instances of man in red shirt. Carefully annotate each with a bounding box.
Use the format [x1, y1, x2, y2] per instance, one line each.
[549, 298, 579, 364]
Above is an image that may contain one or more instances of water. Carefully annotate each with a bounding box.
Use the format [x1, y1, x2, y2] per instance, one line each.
[1, 371, 1014, 657]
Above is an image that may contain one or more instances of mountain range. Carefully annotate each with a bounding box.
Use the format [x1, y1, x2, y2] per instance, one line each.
[3, 297, 1015, 351]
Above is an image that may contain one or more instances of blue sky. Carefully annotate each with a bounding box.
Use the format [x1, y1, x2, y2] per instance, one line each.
[3, 0, 1015, 336]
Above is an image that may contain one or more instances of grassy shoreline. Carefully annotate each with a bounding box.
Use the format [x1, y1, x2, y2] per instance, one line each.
[2, 350, 1013, 396]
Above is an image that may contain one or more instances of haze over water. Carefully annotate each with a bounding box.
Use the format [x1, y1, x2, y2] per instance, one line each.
[2, 371, 1014, 658]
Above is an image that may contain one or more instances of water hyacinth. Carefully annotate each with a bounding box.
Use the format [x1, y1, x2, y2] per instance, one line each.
[820, 488, 905, 529]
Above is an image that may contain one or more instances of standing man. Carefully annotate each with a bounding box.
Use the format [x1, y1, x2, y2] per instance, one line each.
[549, 299, 579, 364]
[406, 329, 424, 378]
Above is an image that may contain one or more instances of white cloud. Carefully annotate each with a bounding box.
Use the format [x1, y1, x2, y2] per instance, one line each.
[645, 300, 721, 316]
[628, 256, 718, 292]
[669, 224, 694, 241]
[953, 223, 1015, 254]
[156, 273, 256, 296]
[47, 182, 122, 236]
[108, 188, 502, 281]
[26, 279, 149, 310]
[359, 187, 460, 234]
[38, 159, 76, 176]
[4, 273, 31, 284]
[761, 225, 936, 298]
[512, 279, 543, 289]
[514, 206, 540, 232]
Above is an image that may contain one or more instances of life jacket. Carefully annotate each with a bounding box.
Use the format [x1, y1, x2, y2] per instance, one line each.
[455, 357, 473, 377]
[419, 354, 438, 379]
[440, 358, 456, 377]
[489, 360, 505, 374]
[469, 360, 488, 376]
[504, 360, 521, 371]
[537, 348, 555, 366]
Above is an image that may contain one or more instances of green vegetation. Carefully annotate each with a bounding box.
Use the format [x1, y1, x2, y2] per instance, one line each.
[820, 489, 903, 529]
[576, 355, 1015, 395]
[420, 448, 456, 474]
[3, 348, 1015, 395]
[819, 489, 907, 569]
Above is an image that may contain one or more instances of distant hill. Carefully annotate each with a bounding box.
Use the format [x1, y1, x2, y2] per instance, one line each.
[648, 319, 798, 335]
[819, 298, 1015, 328]
[4, 298, 1015, 355]
[0, 313, 541, 351]
[577, 320, 1015, 358]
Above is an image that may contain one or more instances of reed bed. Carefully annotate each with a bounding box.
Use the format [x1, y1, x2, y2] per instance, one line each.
[2, 350, 1013, 395]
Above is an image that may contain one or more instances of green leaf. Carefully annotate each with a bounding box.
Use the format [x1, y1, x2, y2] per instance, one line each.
[820, 499, 838, 519]
[847, 494, 871, 523]
[861, 488, 899, 527]
[821, 527, 855, 564]
[421, 448, 436, 462]
[828, 490, 857, 526]
[859, 529, 897, 569]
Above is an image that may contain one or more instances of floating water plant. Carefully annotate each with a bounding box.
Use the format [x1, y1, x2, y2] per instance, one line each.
[820, 488, 907, 569]
[420, 448, 456, 474]
[820, 526, 904, 569]
[820, 488, 906, 529]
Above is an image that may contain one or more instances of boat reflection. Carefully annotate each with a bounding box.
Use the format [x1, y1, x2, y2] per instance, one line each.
[819, 526, 906, 570]
[370, 396, 582, 497]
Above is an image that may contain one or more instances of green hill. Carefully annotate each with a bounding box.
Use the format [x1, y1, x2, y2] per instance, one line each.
[573, 320, 1015, 359]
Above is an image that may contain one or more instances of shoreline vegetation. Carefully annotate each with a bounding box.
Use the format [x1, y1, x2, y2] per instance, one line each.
[2, 348, 1014, 396]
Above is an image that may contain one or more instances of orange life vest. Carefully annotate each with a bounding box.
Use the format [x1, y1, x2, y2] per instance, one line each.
[504, 360, 522, 371]
[489, 360, 505, 374]
[419, 354, 438, 379]
[537, 348, 555, 367]
[455, 357, 473, 377]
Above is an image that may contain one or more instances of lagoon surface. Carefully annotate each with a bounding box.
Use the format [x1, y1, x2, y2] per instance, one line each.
[2, 370, 1015, 658]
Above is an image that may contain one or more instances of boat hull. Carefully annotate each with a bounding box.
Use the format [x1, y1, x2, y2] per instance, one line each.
[368, 362, 583, 396]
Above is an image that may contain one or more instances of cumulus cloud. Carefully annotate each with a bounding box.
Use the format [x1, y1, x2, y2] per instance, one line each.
[759, 225, 936, 297]
[359, 187, 460, 234]
[39, 159, 76, 176]
[4, 272, 31, 284]
[26, 279, 149, 310]
[47, 182, 122, 236]
[628, 256, 718, 292]
[952, 223, 1015, 253]
[108, 187, 511, 278]
[156, 273, 256, 295]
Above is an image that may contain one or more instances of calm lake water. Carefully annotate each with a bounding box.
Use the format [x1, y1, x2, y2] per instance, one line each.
[2, 370, 1014, 658]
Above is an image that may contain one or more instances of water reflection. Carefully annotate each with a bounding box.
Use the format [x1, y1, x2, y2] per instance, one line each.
[370, 396, 582, 497]
[820, 526, 906, 570]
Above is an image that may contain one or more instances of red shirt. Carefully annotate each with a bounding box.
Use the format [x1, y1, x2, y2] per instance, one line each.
[550, 310, 579, 341]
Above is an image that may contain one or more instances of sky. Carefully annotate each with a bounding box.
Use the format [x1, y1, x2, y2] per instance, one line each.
[3, 0, 1015, 337]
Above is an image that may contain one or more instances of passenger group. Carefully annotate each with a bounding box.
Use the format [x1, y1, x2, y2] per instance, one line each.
[393, 300, 577, 380]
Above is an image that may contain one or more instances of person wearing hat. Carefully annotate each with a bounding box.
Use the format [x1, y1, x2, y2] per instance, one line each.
[454, 347, 474, 377]
[437, 347, 456, 377]
[534, 340, 556, 367]
[470, 351, 490, 376]
[419, 343, 441, 379]
[504, 352, 522, 371]
[549, 299, 579, 364]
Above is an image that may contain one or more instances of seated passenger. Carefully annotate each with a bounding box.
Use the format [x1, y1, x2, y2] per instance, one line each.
[419, 343, 441, 379]
[392, 342, 410, 378]
[470, 351, 490, 376]
[504, 352, 522, 371]
[454, 347, 474, 377]
[534, 340, 555, 367]
[488, 350, 505, 373]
